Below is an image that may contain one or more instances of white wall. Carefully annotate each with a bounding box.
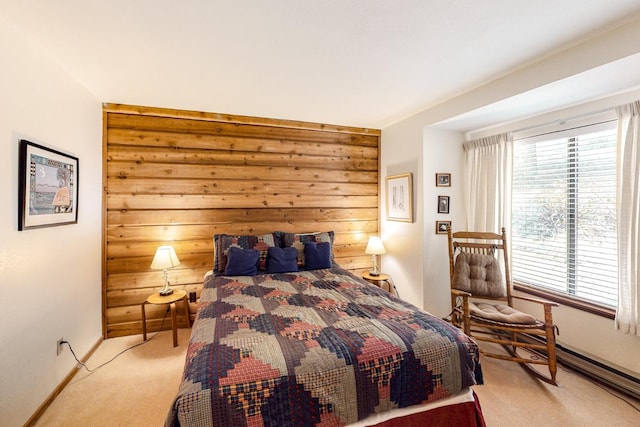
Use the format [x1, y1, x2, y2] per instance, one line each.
[380, 116, 424, 309]
[381, 122, 466, 317]
[421, 128, 465, 317]
[0, 17, 102, 427]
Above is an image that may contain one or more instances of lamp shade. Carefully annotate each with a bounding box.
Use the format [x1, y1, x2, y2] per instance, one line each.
[365, 236, 386, 255]
[150, 245, 181, 270]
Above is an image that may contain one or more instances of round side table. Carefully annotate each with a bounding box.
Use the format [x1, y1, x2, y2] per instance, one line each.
[141, 289, 190, 347]
[361, 272, 396, 295]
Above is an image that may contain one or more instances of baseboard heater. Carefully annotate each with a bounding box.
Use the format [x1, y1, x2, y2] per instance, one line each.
[518, 334, 640, 399]
[555, 343, 640, 399]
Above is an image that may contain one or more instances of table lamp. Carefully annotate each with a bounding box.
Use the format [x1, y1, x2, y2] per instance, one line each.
[151, 245, 181, 296]
[365, 236, 386, 276]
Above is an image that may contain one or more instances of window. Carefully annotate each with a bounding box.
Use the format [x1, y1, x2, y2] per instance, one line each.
[512, 122, 618, 308]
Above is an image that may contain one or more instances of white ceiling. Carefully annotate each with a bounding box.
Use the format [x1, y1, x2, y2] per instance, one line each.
[2, 1, 640, 131]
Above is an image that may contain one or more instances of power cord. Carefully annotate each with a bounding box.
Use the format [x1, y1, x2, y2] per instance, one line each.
[60, 306, 170, 373]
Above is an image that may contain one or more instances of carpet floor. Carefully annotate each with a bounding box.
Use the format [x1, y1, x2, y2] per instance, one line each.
[473, 344, 640, 426]
[34, 329, 640, 426]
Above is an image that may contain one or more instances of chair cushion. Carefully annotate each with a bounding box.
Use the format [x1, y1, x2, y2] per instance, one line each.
[470, 302, 538, 325]
[453, 251, 506, 298]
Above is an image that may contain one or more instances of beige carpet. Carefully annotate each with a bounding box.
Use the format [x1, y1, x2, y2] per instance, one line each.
[473, 344, 640, 426]
[34, 330, 640, 426]
[34, 329, 191, 427]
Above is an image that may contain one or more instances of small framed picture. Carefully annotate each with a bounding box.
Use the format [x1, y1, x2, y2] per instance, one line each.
[436, 173, 451, 187]
[18, 140, 79, 230]
[437, 195, 450, 214]
[386, 172, 413, 222]
[436, 220, 451, 234]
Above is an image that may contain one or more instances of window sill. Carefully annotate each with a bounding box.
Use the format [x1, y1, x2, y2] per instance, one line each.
[513, 283, 615, 320]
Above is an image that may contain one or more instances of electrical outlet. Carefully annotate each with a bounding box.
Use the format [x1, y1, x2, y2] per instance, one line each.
[56, 337, 64, 356]
[189, 291, 197, 303]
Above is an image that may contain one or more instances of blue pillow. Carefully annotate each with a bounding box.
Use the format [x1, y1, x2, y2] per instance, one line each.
[303, 242, 332, 270]
[225, 246, 259, 276]
[267, 247, 299, 273]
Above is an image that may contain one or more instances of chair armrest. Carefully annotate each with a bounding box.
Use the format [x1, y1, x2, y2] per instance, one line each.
[451, 289, 472, 298]
[512, 294, 559, 308]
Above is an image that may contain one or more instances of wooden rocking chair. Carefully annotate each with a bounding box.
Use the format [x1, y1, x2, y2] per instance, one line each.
[447, 227, 559, 385]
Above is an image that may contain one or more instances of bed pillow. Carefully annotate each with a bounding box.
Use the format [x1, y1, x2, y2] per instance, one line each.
[279, 231, 335, 268]
[303, 242, 332, 270]
[224, 247, 259, 276]
[267, 246, 299, 273]
[213, 233, 278, 274]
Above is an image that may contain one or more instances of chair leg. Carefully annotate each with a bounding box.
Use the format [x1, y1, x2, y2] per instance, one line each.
[450, 294, 460, 327]
[170, 302, 178, 347]
[544, 307, 558, 384]
[141, 301, 148, 341]
[461, 297, 471, 335]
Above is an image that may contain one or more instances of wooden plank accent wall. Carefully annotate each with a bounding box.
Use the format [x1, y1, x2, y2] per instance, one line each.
[102, 104, 381, 338]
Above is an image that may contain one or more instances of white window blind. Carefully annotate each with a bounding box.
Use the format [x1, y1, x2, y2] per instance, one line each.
[512, 122, 618, 307]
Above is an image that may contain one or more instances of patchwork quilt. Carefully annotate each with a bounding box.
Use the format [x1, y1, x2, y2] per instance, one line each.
[166, 267, 481, 427]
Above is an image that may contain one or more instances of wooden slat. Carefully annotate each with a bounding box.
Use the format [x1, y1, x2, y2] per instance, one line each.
[106, 145, 377, 171]
[107, 128, 379, 158]
[334, 255, 372, 270]
[106, 177, 378, 196]
[106, 194, 378, 210]
[103, 103, 381, 137]
[106, 222, 378, 243]
[107, 239, 212, 258]
[107, 305, 191, 327]
[107, 162, 377, 183]
[107, 207, 378, 226]
[107, 113, 379, 146]
[107, 252, 211, 275]
[106, 321, 189, 338]
[105, 323, 143, 338]
[107, 268, 211, 291]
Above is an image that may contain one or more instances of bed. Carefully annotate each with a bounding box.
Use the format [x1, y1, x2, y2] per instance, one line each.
[165, 232, 485, 427]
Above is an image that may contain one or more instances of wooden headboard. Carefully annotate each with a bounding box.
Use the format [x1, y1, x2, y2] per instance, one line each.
[102, 103, 381, 338]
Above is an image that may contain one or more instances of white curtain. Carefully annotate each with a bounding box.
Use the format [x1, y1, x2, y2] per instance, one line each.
[615, 101, 640, 335]
[463, 133, 513, 233]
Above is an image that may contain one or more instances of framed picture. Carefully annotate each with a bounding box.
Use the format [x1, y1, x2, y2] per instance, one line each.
[436, 173, 451, 187]
[18, 140, 79, 230]
[386, 172, 413, 222]
[436, 220, 451, 234]
[437, 195, 450, 214]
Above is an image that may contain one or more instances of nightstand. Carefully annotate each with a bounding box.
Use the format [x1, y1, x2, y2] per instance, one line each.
[141, 289, 190, 347]
[361, 272, 396, 295]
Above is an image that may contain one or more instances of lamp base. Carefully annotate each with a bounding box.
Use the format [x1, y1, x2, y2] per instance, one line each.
[159, 288, 174, 296]
[369, 270, 380, 277]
